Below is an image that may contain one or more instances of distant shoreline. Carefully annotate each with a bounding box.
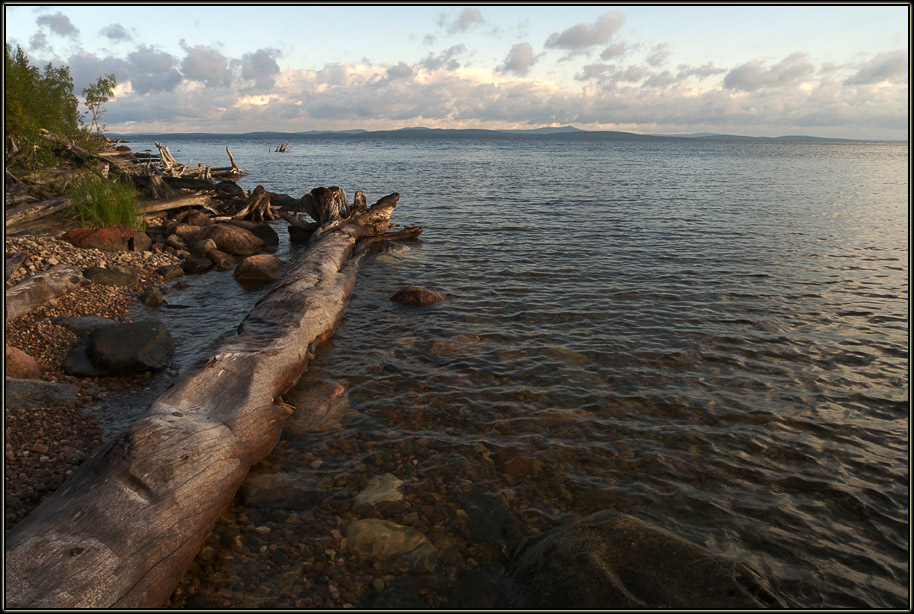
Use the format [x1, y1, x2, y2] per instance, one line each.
[108, 127, 907, 144]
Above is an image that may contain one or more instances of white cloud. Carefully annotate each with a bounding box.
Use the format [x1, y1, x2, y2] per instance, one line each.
[545, 11, 625, 52]
[723, 52, 815, 91]
[179, 40, 233, 88]
[438, 7, 485, 35]
[241, 48, 282, 90]
[500, 42, 536, 76]
[844, 49, 908, 85]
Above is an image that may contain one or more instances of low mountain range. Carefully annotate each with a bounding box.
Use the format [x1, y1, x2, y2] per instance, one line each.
[110, 126, 901, 143]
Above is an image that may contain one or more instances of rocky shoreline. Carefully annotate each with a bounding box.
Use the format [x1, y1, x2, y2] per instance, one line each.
[5, 140, 787, 610]
[4, 234, 182, 527]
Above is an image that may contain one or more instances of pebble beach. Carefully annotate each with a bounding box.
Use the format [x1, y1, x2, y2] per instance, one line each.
[4, 235, 181, 527]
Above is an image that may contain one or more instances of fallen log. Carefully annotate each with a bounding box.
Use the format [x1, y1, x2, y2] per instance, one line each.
[5, 191, 404, 608]
[39, 128, 90, 163]
[139, 192, 221, 215]
[5, 265, 85, 322]
[5, 196, 72, 230]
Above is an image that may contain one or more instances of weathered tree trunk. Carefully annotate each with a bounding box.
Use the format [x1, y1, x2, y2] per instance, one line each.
[5, 196, 72, 230]
[232, 185, 275, 221]
[4, 192, 404, 608]
[5, 265, 85, 321]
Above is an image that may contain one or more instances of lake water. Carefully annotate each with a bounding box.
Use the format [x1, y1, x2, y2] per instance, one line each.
[120, 133, 908, 608]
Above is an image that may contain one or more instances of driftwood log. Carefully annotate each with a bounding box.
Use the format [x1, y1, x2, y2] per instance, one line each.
[5, 191, 415, 608]
[5, 265, 85, 321]
[5, 196, 71, 230]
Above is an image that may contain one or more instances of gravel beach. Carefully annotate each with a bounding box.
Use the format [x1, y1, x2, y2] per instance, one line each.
[4, 234, 181, 528]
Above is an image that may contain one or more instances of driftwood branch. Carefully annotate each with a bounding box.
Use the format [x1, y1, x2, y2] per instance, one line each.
[5, 191, 403, 608]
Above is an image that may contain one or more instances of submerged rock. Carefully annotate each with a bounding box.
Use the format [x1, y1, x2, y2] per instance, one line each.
[390, 286, 446, 306]
[346, 518, 439, 574]
[284, 381, 351, 435]
[503, 510, 785, 610]
[356, 473, 404, 506]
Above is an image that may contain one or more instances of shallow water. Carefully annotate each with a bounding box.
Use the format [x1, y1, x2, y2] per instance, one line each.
[117, 134, 907, 607]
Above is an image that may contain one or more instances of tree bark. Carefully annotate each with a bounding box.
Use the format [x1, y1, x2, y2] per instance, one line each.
[4, 265, 85, 321]
[4, 192, 403, 608]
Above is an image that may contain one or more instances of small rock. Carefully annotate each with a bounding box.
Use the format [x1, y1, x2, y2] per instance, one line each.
[390, 286, 446, 306]
[181, 256, 213, 275]
[140, 286, 164, 307]
[157, 264, 185, 279]
[5, 346, 43, 379]
[233, 254, 285, 283]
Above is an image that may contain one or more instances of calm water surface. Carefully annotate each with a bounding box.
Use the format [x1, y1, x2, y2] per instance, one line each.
[119, 135, 908, 608]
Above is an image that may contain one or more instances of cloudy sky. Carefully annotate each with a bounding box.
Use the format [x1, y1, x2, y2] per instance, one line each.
[4, 5, 909, 139]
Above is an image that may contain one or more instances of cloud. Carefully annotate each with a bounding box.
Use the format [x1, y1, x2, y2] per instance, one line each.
[100, 23, 132, 44]
[126, 45, 183, 94]
[179, 40, 233, 88]
[500, 42, 536, 76]
[36, 11, 79, 38]
[29, 31, 49, 52]
[844, 49, 908, 85]
[545, 11, 624, 52]
[438, 7, 485, 34]
[420, 45, 466, 71]
[646, 44, 669, 68]
[241, 48, 281, 90]
[386, 62, 414, 81]
[600, 42, 626, 60]
[723, 52, 815, 91]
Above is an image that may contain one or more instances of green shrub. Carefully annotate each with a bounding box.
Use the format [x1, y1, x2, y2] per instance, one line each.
[66, 173, 145, 231]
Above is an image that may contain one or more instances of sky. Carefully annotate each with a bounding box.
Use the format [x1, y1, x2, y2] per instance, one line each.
[3, 4, 910, 139]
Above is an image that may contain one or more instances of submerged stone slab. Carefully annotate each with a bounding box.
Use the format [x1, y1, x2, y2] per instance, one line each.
[503, 510, 785, 610]
[347, 518, 438, 574]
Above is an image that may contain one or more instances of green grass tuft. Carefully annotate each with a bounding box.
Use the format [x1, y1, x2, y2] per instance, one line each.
[66, 173, 145, 231]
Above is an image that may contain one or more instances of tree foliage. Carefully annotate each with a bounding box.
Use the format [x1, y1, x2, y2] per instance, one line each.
[83, 74, 117, 134]
[4, 44, 115, 170]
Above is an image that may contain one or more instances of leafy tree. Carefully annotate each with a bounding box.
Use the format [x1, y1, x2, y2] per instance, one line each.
[4, 44, 110, 170]
[83, 74, 117, 134]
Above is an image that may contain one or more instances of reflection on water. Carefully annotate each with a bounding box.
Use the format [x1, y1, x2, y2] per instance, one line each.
[116, 136, 906, 608]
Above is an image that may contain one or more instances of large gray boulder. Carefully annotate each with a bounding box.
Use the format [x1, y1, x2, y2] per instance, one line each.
[503, 511, 785, 610]
[64, 321, 175, 377]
